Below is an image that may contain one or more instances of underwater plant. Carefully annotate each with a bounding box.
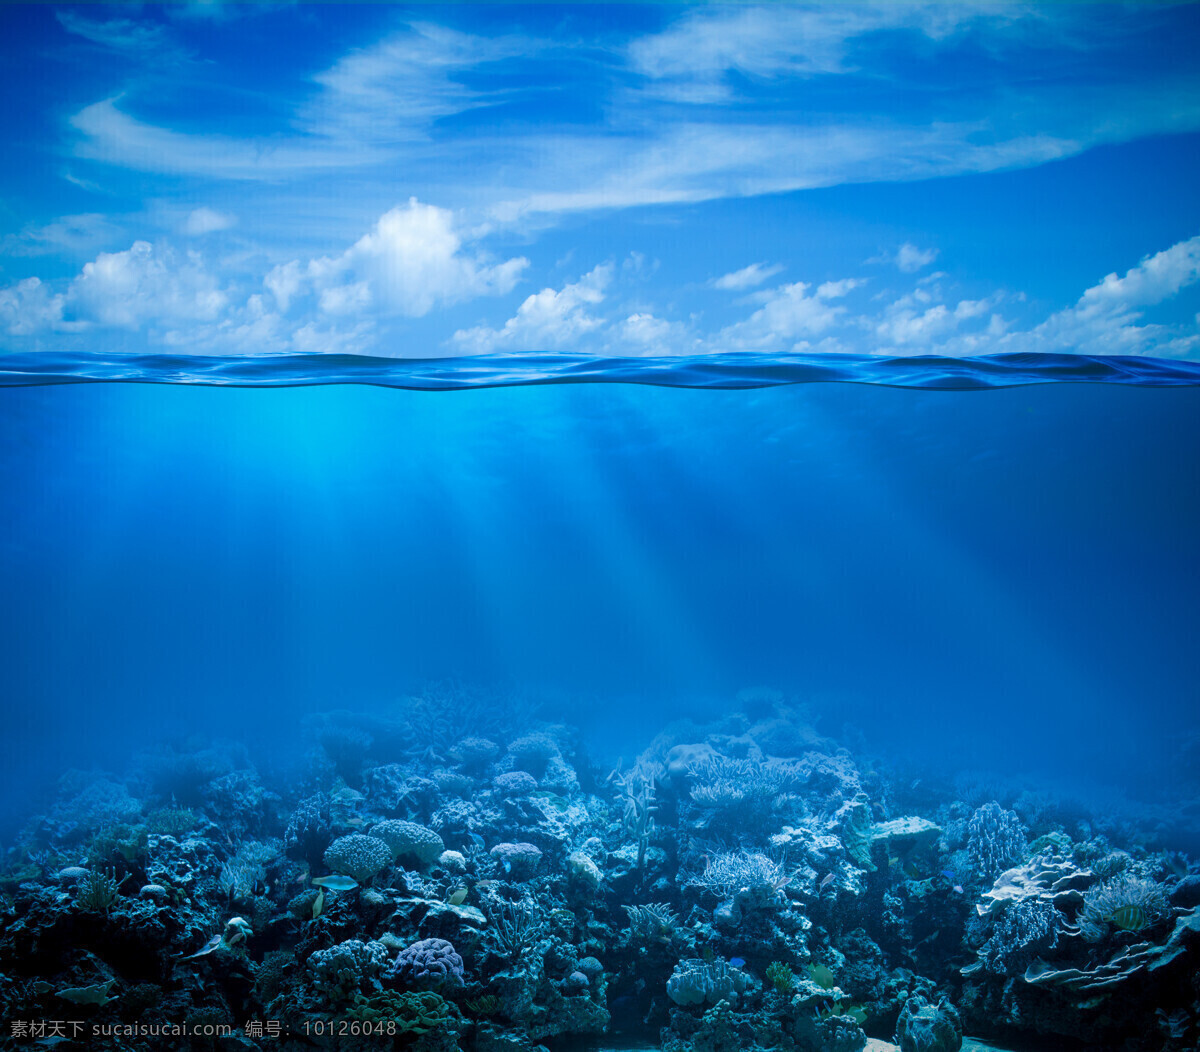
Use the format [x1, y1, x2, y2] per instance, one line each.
[465, 994, 502, 1017]
[483, 895, 546, 962]
[614, 765, 657, 870]
[75, 868, 125, 913]
[692, 849, 787, 898]
[622, 902, 679, 941]
[765, 961, 796, 993]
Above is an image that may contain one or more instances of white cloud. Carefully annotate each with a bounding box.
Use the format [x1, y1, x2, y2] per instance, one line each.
[57, 5, 1200, 238]
[184, 207, 236, 236]
[0, 278, 67, 337]
[264, 260, 304, 314]
[283, 199, 527, 319]
[0, 214, 123, 258]
[56, 11, 177, 57]
[70, 98, 382, 180]
[304, 23, 527, 146]
[0, 199, 528, 351]
[869, 242, 940, 273]
[611, 312, 698, 357]
[68, 24, 529, 183]
[628, 4, 1022, 101]
[896, 243, 939, 273]
[66, 241, 228, 329]
[712, 262, 784, 291]
[450, 265, 612, 353]
[716, 281, 848, 351]
[1022, 234, 1200, 357]
[816, 278, 865, 300]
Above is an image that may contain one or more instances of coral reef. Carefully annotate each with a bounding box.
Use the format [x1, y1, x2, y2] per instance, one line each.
[0, 690, 1194, 1052]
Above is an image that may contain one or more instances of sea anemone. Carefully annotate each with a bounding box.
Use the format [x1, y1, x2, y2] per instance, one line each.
[1077, 875, 1169, 942]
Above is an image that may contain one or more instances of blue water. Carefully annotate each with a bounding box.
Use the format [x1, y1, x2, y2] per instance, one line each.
[1, 351, 1199, 842]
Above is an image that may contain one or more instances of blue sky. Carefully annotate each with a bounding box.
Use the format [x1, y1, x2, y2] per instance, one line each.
[1, 2, 1199, 359]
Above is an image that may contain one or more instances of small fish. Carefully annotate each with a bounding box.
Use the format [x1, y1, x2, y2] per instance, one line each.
[953, 885, 964, 895]
[312, 888, 325, 918]
[312, 875, 359, 891]
[729, 957, 746, 968]
[819, 873, 835, 889]
[468, 833, 486, 851]
[1109, 904, 1148, 931]
[179, 934, 223, 960]
[502, 860, 512, 874]
[447, 887, 468, 906]
[941, 869, 956, 880]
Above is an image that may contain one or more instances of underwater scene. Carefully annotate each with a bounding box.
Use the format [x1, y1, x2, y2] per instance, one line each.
[3, 5, 1200, 1052]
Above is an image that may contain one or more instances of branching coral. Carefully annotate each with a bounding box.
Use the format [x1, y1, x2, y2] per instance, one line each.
[966, 802, 1027, 882]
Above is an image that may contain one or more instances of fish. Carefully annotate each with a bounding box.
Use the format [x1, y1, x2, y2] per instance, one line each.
[312, 875, 359, 891]
[941, 869, 956, 880]
[312, 888, 324, 918]
[729, 957, 746, 968]
[447, 887, 468, 906]
[468, 833, 486, 851]
[1109, 904, 1148, 931]
[819, 873, 835, 889]
[179, 934, 223, 960]
[501, 859, 512, 874]
[953, 885, 964, 895]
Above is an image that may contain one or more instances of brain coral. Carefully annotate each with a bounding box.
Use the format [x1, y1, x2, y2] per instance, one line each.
[323, 834, 392, 883]
[387, 938, 465, 988]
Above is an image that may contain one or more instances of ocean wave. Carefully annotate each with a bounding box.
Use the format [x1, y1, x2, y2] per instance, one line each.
[1, 350, 1199, 390]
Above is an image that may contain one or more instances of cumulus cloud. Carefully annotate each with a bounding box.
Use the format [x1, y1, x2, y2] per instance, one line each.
[1023, 234, 1200, 357]
[711, 262, 784, 291]
[450, 265, 612, 353]
[611, 312, 698, 356]
[267, 199, 527, 319]
[0, 241, 228, 338]
[0, 279, 68, 337]
[716, 280, 859, 352]
[66, 241, 228, 329]
[0, 198, 530, 351]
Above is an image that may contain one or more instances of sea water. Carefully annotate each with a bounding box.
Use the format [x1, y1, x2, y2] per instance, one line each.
[1, 351, 1198, 1049]
[2, 352, 1197, 831]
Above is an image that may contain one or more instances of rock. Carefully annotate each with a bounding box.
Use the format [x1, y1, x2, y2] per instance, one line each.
[1170, 874, 1200, 909]
[871, 817, 942, 848]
